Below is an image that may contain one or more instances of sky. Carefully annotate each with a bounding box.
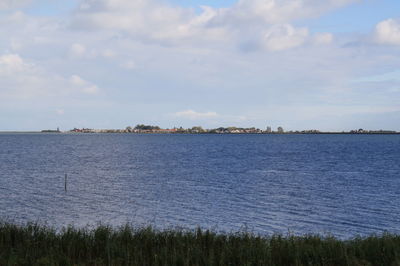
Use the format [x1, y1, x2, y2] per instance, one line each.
[0, 0, 400, 131]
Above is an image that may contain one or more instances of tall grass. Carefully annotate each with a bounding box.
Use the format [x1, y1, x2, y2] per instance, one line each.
[1, 222, 400, 265]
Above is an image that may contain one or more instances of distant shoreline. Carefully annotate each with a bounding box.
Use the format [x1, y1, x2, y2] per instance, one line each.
[2, 124, 399, 134]
[1, 131, 400, 135]
[0, 131, 42, 133]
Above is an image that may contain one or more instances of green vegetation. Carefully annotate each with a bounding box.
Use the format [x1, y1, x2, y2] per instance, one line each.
[1, 222, 400, 265]
[134, 124, 161, 131]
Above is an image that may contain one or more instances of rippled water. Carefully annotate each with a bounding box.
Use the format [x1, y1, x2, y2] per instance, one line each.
[1, 133, 400, 238]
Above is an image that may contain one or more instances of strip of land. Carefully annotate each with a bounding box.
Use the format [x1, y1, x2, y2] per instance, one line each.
[48, 124, 400, 134]
[1, 124, 399, 134]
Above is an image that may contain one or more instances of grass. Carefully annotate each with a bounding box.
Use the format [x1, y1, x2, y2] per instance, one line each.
[1, 222, 400, 265]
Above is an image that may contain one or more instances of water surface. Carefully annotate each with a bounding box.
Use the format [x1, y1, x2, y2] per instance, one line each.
[0, 133, 399, 238]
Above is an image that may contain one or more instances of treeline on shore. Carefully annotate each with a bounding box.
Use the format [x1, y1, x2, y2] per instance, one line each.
[65, 124, 398, 135]
[1, 223, 400, 265]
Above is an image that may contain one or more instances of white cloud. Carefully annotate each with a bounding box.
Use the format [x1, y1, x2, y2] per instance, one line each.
[262, 24, 308, 51]
[223, 0, 358, 24]
[70, 43, 86, 57]
[0, 0, 31, 10]
[70, 75, 99, 94]
[374, 18, 400, 45]
[313, 33, 333, 45]
[5, 10, 26, 22]
[0, 11, 62, 54]
[0, 54, 47, 99]
[174, 110, 218, 120]
[0, 53, 28, 72]
[71, 0, 346, 51]
[70, 74, 86, 86]
[72, 0, 193, 39]
[70, 44, 117, 59]
[0, 53, 100, 100]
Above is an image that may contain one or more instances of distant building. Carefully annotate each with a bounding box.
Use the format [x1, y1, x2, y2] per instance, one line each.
[266, 126, 272, 133]
[277, 127, 284, 133]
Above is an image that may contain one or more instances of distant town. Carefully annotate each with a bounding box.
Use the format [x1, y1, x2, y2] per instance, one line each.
[39, 125, 400, 134]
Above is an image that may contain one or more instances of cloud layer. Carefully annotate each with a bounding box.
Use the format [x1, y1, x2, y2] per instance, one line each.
[0, 0, 399, 131]
[71, 0, 352, 51]
[0, 0, 31, 10]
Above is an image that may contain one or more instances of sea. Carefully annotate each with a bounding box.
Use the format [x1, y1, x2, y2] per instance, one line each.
[0, 133, 399, 238]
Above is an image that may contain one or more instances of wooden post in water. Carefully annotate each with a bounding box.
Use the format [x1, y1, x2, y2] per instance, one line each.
[64, 173, 67, 192]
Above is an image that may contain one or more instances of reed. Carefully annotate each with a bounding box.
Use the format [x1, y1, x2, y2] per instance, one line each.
[1, 222, 400, 265]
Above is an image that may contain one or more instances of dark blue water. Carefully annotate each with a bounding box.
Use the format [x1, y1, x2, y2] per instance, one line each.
[0, 133, 399, 238]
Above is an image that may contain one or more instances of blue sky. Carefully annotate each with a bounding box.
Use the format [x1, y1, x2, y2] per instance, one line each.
[0, 0, 400, 131]
[303, 0, 400, 33]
